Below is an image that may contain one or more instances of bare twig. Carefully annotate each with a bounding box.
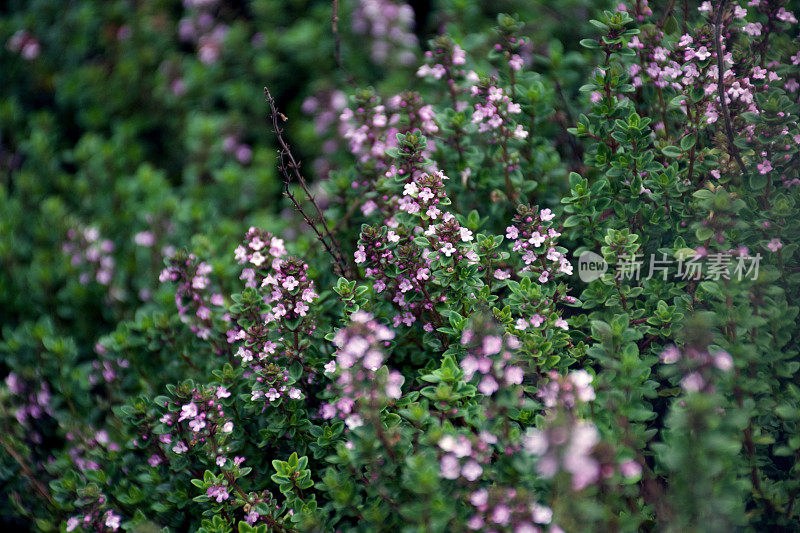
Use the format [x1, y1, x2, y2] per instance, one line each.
[264, 87, 351, 277]
[714, 1, 747, 175]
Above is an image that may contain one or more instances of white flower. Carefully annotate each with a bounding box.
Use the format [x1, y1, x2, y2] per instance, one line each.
[250, 251, 266, 266]
[440, 243, 456, 257]
[345, 414, 363, 429]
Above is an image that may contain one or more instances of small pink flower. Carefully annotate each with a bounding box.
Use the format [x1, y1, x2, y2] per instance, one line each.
[767, 238, 783, 252]
[482, 336, 503, 355]
[660, 345, 681, 364]
[440, 454, 460, 479]
[461, 460, 483, 481]
[681, 372, 705, 392]
[620, 460, 642, 479]
[713, 350, 734, 371]
[478, 375, 499, 396]
[493, 269, 510, 280]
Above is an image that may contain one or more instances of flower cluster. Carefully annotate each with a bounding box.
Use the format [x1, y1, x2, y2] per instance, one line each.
[660, 344, 733, 393]
[3, 373, 53, 436]
[65, 428, 121, 473]
[351, 0, 418, 66]
[301, 89, 348, 176]
[65, 507, 121, 532]
[416, 37, 467, 81]
[521, 371, 619, 491]
[229, 228, 316, 404]
[233, 228, 318, 333]
[524, 420, 601, 491]
[470, 77, 527, 141]
[507, 205, 573, 290]
[178, 0, 228, 65]
[339, 91, 437, 184]
[320, 311, 401, 429]
[159, 251, 225, 341]
[537, 370, 595, 408]
[466, 486, 558, 532]
[459, 331, 525, 397]
[438, 431, 494, 483]
[222, 133, 253, 165]
[63, 225, 116, 287]
[148, 384, 234, 462]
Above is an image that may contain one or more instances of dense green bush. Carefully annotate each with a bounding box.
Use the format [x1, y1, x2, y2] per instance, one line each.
[1, 0, 799, 531]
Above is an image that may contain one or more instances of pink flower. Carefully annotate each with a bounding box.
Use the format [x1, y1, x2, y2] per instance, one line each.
[355, 246, 367, 263]
[681, 372, 705, 392]
[767, 238, 783, 252]
[491, 505, 511, 525]
[757, 160, 773, 174]
[250, 251, 266, 266]
[440, 454, 460, 479]
[178, 402, 198, 422]
[512, 125, 528, 139]
[189, 417, 206, 432]
[478, 375, 499, 395]
[531, 503, 553, 524]
[660, 345, 681, 364]
[470, 489, 488, 507]
[493, 269, 510, 280]
[713, 350, 734, 371]
[172, 441, 188, 454]
[207, 485, 230, 503]
[620, 460, 642, 479]
[104, 511, 121, 531]
[345, 414, 363, 429]
[295, 301, 310, 316]
[505, 365, 524, 385]
[482, 336, 503, 355]
[461, 460, 483, 481]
